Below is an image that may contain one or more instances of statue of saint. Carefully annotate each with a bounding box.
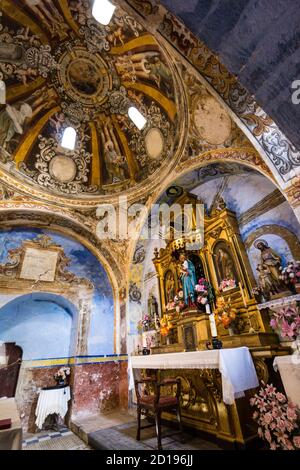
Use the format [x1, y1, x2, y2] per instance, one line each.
[179, 254, 197, 306]
[254, 239, 282, 286]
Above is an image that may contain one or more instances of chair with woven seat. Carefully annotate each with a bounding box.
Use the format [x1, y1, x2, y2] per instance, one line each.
[134, 375, 182, 450]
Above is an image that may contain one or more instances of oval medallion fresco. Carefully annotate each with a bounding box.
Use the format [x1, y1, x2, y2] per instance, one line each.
[145, 128, 164, 160]
[0, 1, 181, 199]
[193, 95, 231, 145]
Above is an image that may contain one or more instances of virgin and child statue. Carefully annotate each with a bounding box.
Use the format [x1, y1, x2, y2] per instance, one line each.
[179, 254, 197, 306]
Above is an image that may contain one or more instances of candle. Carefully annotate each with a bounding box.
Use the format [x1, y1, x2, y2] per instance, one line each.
[209, 313, 218, 338]
[239, 282, 247, 308]
[205, 303, 211, 314]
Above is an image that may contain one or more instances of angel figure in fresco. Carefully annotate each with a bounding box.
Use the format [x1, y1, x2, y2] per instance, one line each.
[49, 112, 66, 134]
[15, 67, 38, 85]
[104, 140, 127, 184]
[179, 253, 197, 306]
[26, 86, 58, 120]
[24, 0, 69, 39]
[107, 26, 125, 46]
[0, 103, 32, 156]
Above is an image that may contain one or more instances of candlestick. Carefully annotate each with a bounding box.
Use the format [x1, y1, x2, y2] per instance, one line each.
[209, 313, 218, 338]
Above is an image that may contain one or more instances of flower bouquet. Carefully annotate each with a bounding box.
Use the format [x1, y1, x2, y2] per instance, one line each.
[214, 296, 239, 334]
[54, 367, 70, 386]
[137, 313, 156, 332]
[160, 315, 170, 337]
[279, 261, 300, 294]
[250, 381, 300, 450]
[219, 278, 236, 292]
[269, 305, 300, 341]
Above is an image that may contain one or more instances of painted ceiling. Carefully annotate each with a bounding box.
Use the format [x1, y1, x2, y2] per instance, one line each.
[161, 0, 300, 152]
[0, 0, 181, 198]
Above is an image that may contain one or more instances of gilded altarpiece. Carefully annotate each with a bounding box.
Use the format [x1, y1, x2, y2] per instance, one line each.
[153, 192, 278, 350]
[149, 192, 289, 446]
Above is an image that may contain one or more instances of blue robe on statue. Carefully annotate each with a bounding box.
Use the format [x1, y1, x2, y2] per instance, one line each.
[181, 259, 197, 304]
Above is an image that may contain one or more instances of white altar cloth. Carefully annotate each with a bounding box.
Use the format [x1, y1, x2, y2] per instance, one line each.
[35, 386, 71, 429]
[129, 347, 259, 405]
[273, 355, 300, 407]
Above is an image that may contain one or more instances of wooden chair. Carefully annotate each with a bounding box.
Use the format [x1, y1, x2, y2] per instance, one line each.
[134, 375, 183, 450]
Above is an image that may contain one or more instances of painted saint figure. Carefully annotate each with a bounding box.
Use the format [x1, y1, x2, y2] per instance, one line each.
[217, 247, 236, 281]
[179, 253, 197, 306]
[0, 103, 32, 157]
[104, 140, 127, 184]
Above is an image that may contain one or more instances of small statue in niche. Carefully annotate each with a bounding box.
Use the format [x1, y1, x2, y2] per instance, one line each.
[148, 294, 158, 318]
[254, 239, 282, 288]
[165, 271, 175, 304]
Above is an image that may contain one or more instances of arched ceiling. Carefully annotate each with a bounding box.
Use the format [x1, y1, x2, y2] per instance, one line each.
[161, 0, 300, 152]
[0, 0, 182, 199]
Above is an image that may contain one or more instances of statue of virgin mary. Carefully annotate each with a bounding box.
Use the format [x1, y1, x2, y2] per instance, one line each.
[179, 254, 197, 306]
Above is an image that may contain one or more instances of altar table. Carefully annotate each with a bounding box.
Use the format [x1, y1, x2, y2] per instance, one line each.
[129, 347, 259, 405]
[0, 398, 22, 450]
[35, 386, 71, 429]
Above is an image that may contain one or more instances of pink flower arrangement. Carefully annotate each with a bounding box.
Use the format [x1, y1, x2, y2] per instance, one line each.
[280, 261, 300, 286]
[194, 278, 214, 306]
[269, 305, 300, 341]
[219, 278, 236, 291]
[250, 381, 300, 450]
[195, 278, 208, 294]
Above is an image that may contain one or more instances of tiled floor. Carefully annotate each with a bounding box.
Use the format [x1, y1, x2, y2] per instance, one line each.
[89, 422, 222, 450]
[22, 412, 222, 450]
[22, 428, 91, 450]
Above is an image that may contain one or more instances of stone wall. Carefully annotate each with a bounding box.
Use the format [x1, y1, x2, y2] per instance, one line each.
[16, 359, 128, 432]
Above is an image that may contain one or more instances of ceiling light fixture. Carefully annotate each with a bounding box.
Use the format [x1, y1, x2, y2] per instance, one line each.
[92, 0, 116, 26]
[128, 106, 147, 131]
[61, 127, 77, 150]
[0, 80, 6, 104]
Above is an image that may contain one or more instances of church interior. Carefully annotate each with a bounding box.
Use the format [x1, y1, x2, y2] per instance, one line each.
[0, 0, 300, 453]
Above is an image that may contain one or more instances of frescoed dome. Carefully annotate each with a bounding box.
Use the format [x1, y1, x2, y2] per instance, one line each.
[0, 1, 182, 200]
